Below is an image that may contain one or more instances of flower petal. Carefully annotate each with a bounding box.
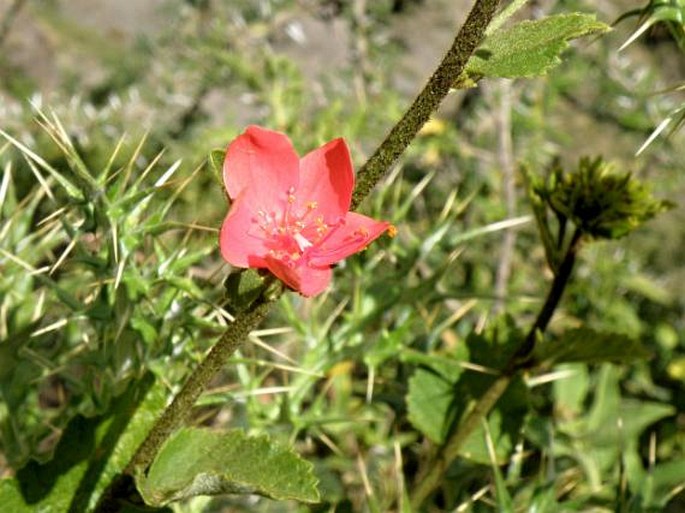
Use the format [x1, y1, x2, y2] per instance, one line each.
[219, 193, 270, 268]
[265, 257, 332, 297]
[307, 212, 390, 267]
[223, 126, 300, 207]
[297, 138, 354, 222]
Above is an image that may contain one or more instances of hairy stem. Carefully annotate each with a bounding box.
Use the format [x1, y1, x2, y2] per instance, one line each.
[126, 300, 273, 473]
[124, 0, 501, 477]
[410, 230, 584, 509]
[96, 300, 273, 512]
[351, 0, 501, 209]
[105, 0, 501, 508]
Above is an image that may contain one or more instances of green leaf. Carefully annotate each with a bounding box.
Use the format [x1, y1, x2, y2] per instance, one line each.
[0, 373, 166, 512]
[405, 343, 469, 444]
[590, 399, 675, 449]
[485, 0, 529, 36]
[0, 128, 84, 200]
[535, 328, 651, 365]
[406, 319, 529, 463]
[223, 268, 269, 313]
[459, 377, 529, 464]
[487, 424, 515, 513]
[406, 368, 458, 444]
[137, 428, 320, 507]
[0, 481, 32, 513]
[552, 363, 590, 417]
[400, 348, 466, 383]
[526, 484, 559, 513]
[466, 13, 609, 79]
[549, 365, 674, 487]
[649, 460, 685, 507]
[364, 319, 415, 369]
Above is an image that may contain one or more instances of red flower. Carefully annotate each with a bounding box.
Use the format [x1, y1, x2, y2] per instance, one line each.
[219, 126, 393, 296]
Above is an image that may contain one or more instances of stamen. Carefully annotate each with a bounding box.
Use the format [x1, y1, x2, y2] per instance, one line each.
[294, 232, 313, 251]
[257, 190, 343, 265]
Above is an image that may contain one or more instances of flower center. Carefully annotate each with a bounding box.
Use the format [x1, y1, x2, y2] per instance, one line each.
[251, 187, 340, 267]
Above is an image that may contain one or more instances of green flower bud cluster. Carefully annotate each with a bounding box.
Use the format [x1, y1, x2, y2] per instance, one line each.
[540, 157, 673, 240]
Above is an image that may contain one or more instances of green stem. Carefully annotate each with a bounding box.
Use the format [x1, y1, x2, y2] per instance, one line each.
[123, 0, 501, 478]
[126, 300, 273, 473]
[351, 0, 501, 209]
[104, 0, 502, 508]
[95, 300, 273, 512]
[410, 230, 584, 509]
[410, 373, 511, 510]
[513, 229, 583, 364]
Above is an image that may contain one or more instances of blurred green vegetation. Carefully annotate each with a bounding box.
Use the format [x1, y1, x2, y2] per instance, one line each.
[0, 0, 684, 511]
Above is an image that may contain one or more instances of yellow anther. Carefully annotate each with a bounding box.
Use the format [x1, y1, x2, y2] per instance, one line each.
[388, 225, 397, 238]
[307, 201, 318, 210]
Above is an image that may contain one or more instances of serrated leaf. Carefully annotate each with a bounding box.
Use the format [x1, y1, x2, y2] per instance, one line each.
[0, 373, 166, 512]
[465, 13, 609, 79]
[535, 328, 651, 365]
[137, 428, 319, 506]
